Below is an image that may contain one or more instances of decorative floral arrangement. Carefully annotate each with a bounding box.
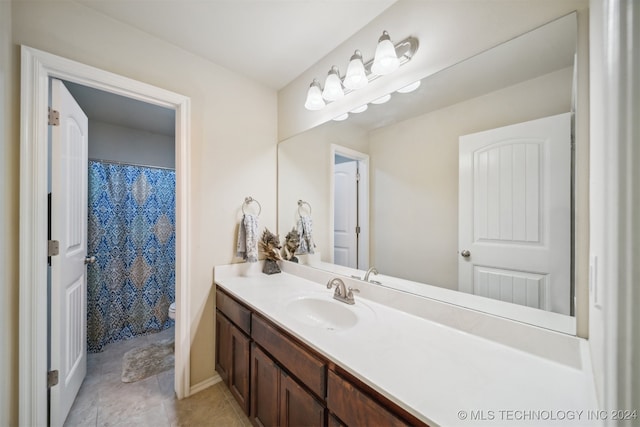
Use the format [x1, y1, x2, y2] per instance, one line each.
[259, 228, 282, 274]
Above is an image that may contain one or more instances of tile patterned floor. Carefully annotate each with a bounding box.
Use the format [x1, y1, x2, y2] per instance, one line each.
[64, 328, 251, 427]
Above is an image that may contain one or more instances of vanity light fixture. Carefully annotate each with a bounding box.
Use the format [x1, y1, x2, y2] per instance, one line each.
[304, 32, 418, 111]
[304, 79, 325, 110]
[322, 66, 344, 101]
[344, 50, 368, 90]
[371, 31, 400, 75]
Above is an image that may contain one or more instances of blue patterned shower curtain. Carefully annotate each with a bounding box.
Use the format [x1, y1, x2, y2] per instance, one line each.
[87, 160, 175, 353]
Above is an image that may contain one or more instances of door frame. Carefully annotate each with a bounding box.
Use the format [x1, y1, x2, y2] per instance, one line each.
[19, 45, 192, 425]
[329, 144, 369, 269]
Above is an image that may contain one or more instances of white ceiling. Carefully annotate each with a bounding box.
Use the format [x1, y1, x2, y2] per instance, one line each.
[77, 0, 397, 90]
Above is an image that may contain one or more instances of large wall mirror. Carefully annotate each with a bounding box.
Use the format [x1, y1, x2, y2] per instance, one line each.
[278, 13, 580, 334]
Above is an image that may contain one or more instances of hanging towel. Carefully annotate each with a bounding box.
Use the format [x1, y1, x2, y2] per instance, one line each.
[236, 214, 259, 262]
[297, 215, 316, 255]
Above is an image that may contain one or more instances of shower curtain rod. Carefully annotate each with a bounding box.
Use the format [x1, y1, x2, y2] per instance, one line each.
[89, 158, 175, 171]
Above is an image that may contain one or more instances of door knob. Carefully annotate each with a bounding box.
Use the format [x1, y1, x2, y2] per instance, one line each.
[460, 250, 471, 258]
[84, 255, 97, 264]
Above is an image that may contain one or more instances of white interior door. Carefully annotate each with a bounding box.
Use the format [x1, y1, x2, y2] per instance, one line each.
[334, 160, 358, 268]
[459, 113, 571, 314]
[50, 79, 89, 427]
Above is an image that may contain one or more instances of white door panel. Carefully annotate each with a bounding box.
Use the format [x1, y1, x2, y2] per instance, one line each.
[459, 113, 571, 314]
[334, 161, 358, 268]
[474, 266, 549, 310]
[50, 79, 88, 427]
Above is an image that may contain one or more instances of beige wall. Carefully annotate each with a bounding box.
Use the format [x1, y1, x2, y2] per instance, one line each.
[369, 68, 573, 288]
[1, 0, 19, 425]
[10, 0, 277, 400]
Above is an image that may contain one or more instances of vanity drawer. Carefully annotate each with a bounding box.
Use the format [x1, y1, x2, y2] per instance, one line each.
[216, 288, 251, 335]
[327, 370, 411, 427]
[251, 315, 326, 398]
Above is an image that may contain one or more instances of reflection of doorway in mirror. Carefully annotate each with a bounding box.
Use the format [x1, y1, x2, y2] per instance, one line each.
[458, 113, 572, 315]
[332, 146, 369, 270]
[334, 158, 358, 267]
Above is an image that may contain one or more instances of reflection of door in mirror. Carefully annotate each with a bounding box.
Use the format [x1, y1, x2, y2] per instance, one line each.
[334, 157, 358, 268]
[332, 146, 369, 270]
[458, 113, 571, 315]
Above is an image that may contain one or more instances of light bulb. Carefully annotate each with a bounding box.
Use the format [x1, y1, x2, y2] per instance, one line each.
[304, 79, 325, 110]
[333, 113, 349, 121]
[344, 50, 368, 90]
[322, 66, 344, 101]
[371, 31, 399, 76]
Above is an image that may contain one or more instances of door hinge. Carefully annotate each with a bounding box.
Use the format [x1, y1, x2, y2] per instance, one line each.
[48, 107, 60, 126]
[356, 171, 361, 182]
[47, 370, 59, 388]
[355, 226, 361, 235]
[48, 240, 59, 257]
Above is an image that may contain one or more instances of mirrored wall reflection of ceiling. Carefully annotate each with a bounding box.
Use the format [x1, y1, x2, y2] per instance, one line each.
[342, 14, 576, 132]
[64, 81, 175, 136]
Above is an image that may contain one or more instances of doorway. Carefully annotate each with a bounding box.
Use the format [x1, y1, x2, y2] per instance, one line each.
[331, 145, 369, 270]
[63, 79, 177, 348]
[19, 46, 192, 426]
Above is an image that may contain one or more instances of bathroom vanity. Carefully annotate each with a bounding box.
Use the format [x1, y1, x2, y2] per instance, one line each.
[214, 262, 598, 427]
[215, 283, 420, 426]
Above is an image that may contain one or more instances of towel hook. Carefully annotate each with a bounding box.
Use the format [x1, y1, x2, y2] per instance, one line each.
[297, 200, 312, 217]
[242, 196, 262, 216]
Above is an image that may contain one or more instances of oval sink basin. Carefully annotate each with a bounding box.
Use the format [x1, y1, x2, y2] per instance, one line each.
[284, 297, 360, 331]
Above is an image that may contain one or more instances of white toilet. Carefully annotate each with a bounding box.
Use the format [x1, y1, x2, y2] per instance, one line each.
[168, 302, 176, 320]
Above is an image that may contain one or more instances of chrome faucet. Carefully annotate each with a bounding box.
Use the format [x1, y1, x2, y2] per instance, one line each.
[363, 267, 380, 284]
[326, 278, 359, 305]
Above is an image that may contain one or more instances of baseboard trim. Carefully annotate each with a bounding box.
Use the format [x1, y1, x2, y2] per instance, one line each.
[189, 373, 222, 396]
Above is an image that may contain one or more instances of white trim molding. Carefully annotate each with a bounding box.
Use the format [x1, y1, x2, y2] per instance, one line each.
[190, 373, 222, 396]
[19, 46, 192, 425]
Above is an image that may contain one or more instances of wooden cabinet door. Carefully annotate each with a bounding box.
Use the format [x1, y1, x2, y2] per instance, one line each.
[217, 310, 251, 415]
[280, 371, 325, 427]
[215, 310, 231, 383]
[328, 414, 346, 427]
[327, 370, 409, 427]
[229, 323, 251, 415]
[250, 344, 280, 427]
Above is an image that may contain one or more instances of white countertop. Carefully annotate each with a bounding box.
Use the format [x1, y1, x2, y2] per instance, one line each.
[214, 264, 599, 427]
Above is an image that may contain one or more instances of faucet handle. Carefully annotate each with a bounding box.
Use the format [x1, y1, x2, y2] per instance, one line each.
[347, 287, 360, 299]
